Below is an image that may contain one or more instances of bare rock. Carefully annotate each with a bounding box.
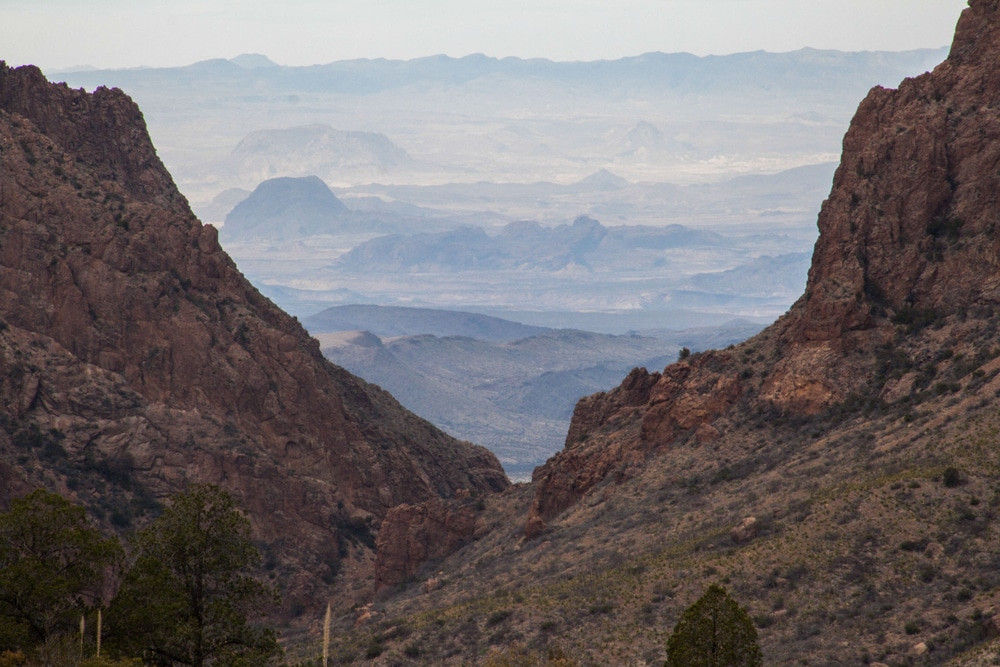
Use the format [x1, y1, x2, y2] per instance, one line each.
[730, 517, 759, 544]
[524, 354, 741, 535]
[374, 496, 481, 590]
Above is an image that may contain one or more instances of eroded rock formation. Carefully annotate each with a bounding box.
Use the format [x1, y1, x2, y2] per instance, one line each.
[374, 493, 483, 590]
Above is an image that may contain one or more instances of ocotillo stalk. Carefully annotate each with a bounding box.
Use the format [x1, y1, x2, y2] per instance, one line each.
[97, 609, 102, 657]
[80, 615, 85, 659]
[322, 602, 331, 666]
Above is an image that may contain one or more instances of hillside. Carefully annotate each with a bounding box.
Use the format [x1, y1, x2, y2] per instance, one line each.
[0, 61, 507, 623]
[314, 328, 676, 468]
[314, 3, 1000, 664]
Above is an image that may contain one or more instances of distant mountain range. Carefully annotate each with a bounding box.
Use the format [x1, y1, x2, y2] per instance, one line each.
[214, 165, 822, 329]
[45, 49, 922, 335]
[304, 304, 550, 341]
[50, 48, 946, 207]
[53, 48, 947, 98]
[314, 326, 677, 466]
[332, 216, 728, 273]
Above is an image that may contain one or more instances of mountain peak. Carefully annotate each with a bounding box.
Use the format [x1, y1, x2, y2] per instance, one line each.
[0, 62, 183, 208]
[229, 53, 279, 69]
[949, 0, 1000, 66]
[789, 0, 1000, 350]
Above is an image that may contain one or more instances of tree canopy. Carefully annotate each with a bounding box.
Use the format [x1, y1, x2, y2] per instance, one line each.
[108, 484, 281, 666]
[665, 584, 762, 667]
[0, 488, 122, 651]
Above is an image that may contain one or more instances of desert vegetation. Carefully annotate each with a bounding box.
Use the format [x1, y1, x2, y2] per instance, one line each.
[0, 486, 281, 666]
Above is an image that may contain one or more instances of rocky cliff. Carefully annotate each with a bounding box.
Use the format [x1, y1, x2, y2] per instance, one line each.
[374, 493, 484, 591]
[526, 0, 1000, 535]
[0, 62, 507, 614]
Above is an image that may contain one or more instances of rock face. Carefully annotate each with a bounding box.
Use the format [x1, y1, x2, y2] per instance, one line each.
[0, 62, 507, 611]
[374, 494, 481, 590]
[525, 0, 1000, 535]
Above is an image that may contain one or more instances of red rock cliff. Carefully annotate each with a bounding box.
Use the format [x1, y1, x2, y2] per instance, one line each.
[0, 62, 508, 611]
[526, 0, 1000, 535]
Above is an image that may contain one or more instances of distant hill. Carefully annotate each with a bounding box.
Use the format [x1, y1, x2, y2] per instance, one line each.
[315, 327, 677, 465]
[304, 304, 551, 341]
[640, 318, 768, 349]
[615, 120, 695, 158]
[333, 216, 728, 273]
[684, 252, 812, 299]
[226, 124, 416, 185]
[307, 308, 765, 467]
[569, 169, 630, 191]
[220, 175, 393, 242]
[229, 53, 279, 69]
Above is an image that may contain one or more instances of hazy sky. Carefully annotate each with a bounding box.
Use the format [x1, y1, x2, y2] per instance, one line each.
[3, 0, 969, 71]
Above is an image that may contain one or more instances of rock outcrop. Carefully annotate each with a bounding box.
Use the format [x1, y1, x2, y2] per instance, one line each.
[0, 62, 507, 611]
[374, 493, 482, 590]
[525, 0, 1000, 536]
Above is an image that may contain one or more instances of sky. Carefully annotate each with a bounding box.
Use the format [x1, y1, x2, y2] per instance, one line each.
[2, 0, 969, 72]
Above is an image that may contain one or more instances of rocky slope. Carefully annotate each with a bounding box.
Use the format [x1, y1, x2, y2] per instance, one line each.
[319, 3, 1000, 664]
[524, 0, 1000, 537]
[0, 62, 507, 617]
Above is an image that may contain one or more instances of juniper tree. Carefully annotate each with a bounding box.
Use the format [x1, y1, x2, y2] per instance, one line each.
[0, 489, 122, 651]
[665, 584, 762, 667]
[108, 484, 280, 666]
